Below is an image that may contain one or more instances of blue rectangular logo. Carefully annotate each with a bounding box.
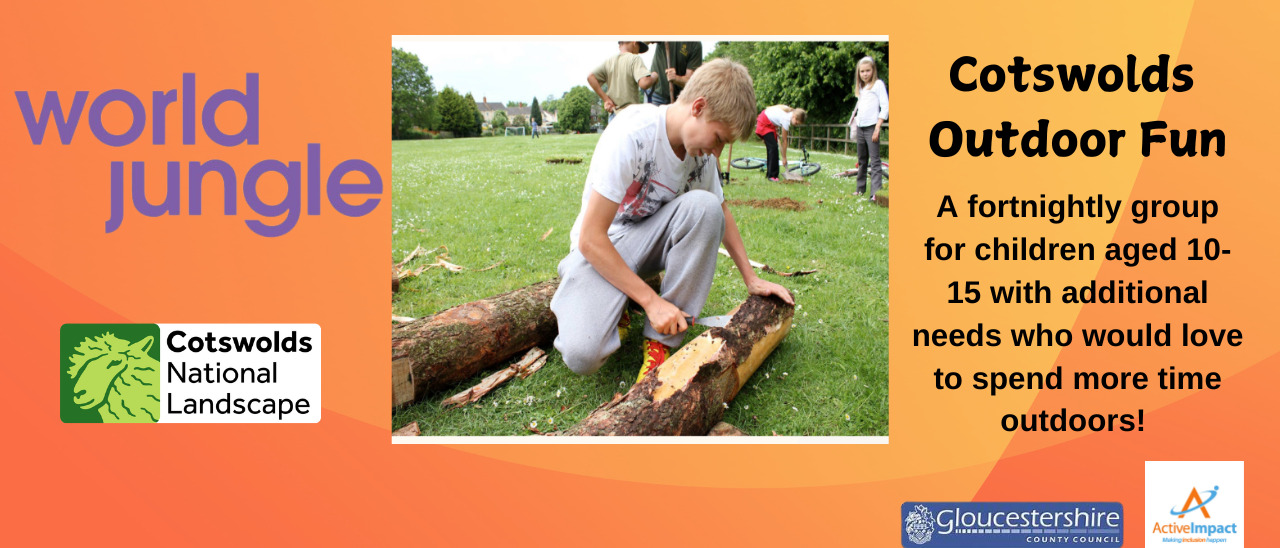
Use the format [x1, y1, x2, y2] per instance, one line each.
[901, 502, 1123, 547]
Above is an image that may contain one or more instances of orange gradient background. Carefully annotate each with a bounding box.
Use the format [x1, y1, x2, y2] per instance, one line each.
[3, 0, 1276, 545]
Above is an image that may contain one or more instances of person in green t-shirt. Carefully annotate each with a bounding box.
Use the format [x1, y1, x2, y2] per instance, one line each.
[588, 41, 658, 121]
[646, 41, 702, 106]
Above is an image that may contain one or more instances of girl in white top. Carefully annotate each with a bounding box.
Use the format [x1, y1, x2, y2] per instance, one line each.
[849, 55, 888, 199]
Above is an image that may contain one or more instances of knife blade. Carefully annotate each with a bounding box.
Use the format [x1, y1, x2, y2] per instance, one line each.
[694, 314, 732, 328]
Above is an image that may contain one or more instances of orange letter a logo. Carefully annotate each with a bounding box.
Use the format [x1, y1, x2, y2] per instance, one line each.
[1177, 488, 1211, 519]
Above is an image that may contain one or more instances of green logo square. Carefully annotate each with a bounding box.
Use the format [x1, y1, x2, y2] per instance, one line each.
[60, 324, 162, 423]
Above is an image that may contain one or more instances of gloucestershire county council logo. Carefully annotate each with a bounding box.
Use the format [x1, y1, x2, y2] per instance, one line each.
[1172, 486, 1216, 518]
[901, 502, 1122, 547]
[905, 504, 937, 544]
[60, 324, 161, 423]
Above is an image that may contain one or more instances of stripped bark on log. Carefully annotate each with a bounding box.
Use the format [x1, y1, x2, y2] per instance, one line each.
[563, 295, 793, 436]
[440, 348, 547, 409]
[391, 275, 661, 409]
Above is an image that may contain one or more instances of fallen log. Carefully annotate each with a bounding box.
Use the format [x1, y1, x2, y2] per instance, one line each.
[563, 295, 794, 436]
[392, 275, 661, 409]
[392, 279, 558, 408]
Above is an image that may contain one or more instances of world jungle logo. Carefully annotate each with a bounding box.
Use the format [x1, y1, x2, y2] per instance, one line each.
[60, 324, 161, 423]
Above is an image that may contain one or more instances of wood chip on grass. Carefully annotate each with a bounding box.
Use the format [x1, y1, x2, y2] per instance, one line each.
[717, 247, 818, 277]
[545, 157, 583, 164]
[440, 348, 548, 409]
[392, 422, 420, 436]
[708, 422, 747, 436]
[394, 244, 502, 282]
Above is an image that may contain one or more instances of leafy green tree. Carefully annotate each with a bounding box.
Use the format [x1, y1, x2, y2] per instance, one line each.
[392, 47, 437, 139]
[541, 94, 560, 114]
[491, 110, 509, 129]
[708, 41, 889, 125]
[707, 41, 763, 89]
[558, 85, 598, 133]
[512, 114, 527, 128]
[530, 97, 542, 126]
[438, 86, 481, 137]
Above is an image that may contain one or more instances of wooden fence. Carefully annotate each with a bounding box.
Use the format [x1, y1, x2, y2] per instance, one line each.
[789, 123, 889, 157]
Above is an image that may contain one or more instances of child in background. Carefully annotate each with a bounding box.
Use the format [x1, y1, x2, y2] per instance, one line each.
[754, 105, 806, 181]
[849, 55, 888, 201]
[588, 41, 658, 121]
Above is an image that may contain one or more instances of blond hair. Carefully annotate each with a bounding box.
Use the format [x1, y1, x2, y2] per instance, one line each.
[677, 58, 757, 141]
[768, 104, 806, 125]
[854, 56, 880, 98]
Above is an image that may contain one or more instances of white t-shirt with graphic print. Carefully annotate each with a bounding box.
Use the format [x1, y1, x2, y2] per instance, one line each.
[568, 104, 724, 252]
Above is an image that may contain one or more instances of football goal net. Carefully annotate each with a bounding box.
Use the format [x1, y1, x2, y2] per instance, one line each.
[504, 127, 527, 137]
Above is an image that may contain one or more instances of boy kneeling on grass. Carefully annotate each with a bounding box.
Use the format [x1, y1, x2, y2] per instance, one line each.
[551, 59, 795, 382]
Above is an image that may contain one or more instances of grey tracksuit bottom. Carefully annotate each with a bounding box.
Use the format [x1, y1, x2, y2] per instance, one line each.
[550, 190, 725, 375]
[856, 125, 884, 197]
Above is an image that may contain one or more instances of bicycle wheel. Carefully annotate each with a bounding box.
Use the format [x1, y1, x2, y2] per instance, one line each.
[787, 162, 821, 177]
[731, 158, 765, 170]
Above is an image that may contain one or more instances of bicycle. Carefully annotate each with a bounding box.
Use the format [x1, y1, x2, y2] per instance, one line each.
[729, 143, 822, 176]
[787, 144, 821, 177]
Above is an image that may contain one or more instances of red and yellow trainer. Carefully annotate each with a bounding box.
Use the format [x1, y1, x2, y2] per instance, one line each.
[637, 338, 672, 382]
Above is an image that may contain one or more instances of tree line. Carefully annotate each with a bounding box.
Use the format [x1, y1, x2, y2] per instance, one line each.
[394, 48, 577, 138]
[393, 42, 889, 139]
[708, 41, 889, 125]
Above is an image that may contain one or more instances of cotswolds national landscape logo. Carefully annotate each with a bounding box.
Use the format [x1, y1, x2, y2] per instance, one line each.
[60, 324, 161, 423]
[59, 323, 322, 423]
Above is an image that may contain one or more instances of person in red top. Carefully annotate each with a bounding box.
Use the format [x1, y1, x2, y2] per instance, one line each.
[754, 105, 806, 181]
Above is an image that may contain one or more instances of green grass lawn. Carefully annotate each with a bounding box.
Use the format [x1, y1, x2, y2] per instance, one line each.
[392, 133, 887, 436]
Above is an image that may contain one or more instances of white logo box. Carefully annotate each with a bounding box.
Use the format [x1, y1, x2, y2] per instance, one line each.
[1145, 461, 1244, 547]
[158, 324, 321, 423]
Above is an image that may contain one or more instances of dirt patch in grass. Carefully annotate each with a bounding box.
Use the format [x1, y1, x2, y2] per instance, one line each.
[545, 157, 583, 164]
[726, 198, 809, 211]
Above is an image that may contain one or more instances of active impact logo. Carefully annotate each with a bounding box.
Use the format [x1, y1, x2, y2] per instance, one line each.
[1146, 461, 1244, 546]
[1173, 486, 1216, 519]
[60, 324, 162, 423]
